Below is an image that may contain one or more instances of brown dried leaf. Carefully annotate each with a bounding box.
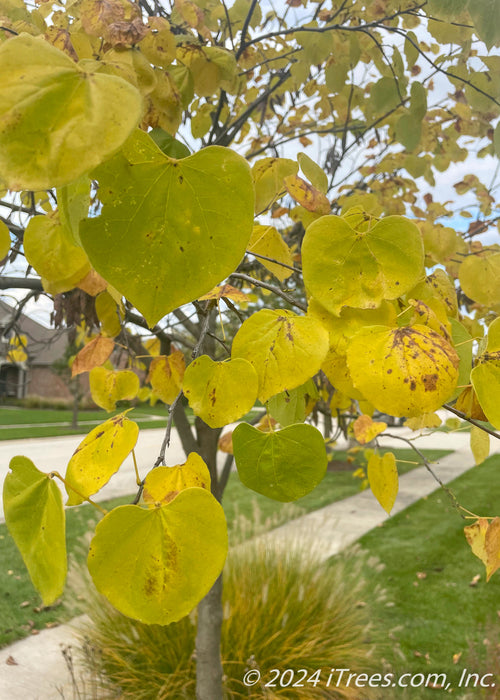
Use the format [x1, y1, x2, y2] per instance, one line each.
[284, 174, 330, 215]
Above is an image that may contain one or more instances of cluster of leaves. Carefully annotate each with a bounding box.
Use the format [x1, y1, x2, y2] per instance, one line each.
[1, 0, 500, 628]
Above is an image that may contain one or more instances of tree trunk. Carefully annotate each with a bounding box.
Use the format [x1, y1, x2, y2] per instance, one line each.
[195, 575, 224, 700]
[70, 378, 79, 429]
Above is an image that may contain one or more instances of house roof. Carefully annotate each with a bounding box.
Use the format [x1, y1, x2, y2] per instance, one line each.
[0, 298, 68, 366]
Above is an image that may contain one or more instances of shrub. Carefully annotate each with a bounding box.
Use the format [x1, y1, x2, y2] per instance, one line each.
[75, 543, 389, 699]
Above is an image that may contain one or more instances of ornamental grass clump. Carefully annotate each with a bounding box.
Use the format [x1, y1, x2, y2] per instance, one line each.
[74, 543, 389, 699]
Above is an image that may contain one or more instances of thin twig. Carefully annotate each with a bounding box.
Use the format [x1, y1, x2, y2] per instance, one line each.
[230, 272, 307, 311]
[444, 403, 500, 441]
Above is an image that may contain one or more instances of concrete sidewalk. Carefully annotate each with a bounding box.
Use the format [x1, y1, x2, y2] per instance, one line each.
[0, 426, 494, 698]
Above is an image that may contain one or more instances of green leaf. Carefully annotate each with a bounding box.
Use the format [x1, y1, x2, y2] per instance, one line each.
[347, 325, 460, 417]
[183, 356, 258, 429]
[302, 215, 424, 316]
[65, 412, 139, 505]
[298, 152, 329, 194]
[369, 77, 403, 115]
[0, 34, 142, 190]
[87, 488, 227, 624]
[494, 122, 500, 158]
[267, 378, 318, 427]
[3, 456, 66, 605]
[0, 220, 10, 259]
[89, 367, 140, 412]
[80, 130, 254, 326]
[459, 251, 500, 306]
[247, 224, 294, 282]
[23, 212, 90, 294]
[467, 0, 500, 49]
[367, 452, 398, 514]
[149, 127, 190, 158]
[449, 318, 473, 401]
[395, 113, 422, 151]
[231, 309, 329, 403]
[232, 423, 327, 502]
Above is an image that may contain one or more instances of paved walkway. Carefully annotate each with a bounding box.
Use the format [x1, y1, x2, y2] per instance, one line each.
[0, 426, 495, 698]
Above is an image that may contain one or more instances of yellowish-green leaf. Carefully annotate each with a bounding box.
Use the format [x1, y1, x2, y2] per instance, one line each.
[95, 291, 122, 337]
[80, 129, 254, 327]
[465, 517, 500, 582]
[139, 17, 176, 68]
[0, 220, 10, 259]
[470, 425, 490, 465]
[71, 335, 115, 377]
[232, 422, 327, 502]
[297, 152, 329, 193]
[3, 456, 66, 605]
[87, 488, 227, 624]
[89, 367, 140, 412]
[248, 224, 294, 282]
[251, 157, 298, 214]
[302, 215, 424, 316]
[183, 355, 258, 429]
[0, 34, 142, 190]
[353, 415, 387, 445]
[459, 251, 500, 306]
[57, 175, 90, 246]
[142, 453, 210, 505]
[147, 351, 185, 405]
[231, 309, 329, 403]
[267, 378, 318, 428]
[367, 452, 398, 514]
[347, 325, 460, 417]
[321, 347, 364, 400]
[65, 412, 139, 505]
[24, 213, 91, 294]
[404, 412, 442, 430]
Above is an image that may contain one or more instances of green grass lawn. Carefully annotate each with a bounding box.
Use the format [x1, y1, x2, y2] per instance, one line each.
[0, 404, 170, 440]
[342, 453, 500, 699]
[0, 447, 450, 648]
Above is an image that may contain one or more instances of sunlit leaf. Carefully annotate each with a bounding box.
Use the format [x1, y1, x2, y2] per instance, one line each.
[302, 215, 424, 315]
[231, 309, 329, 403]
[183, 356, 258, 429]
[80, 129, 254, 326]
[0, 34, 142, 190]
[88, 488, 227, 624]
[65, 412, 139, 505]
[147, 352, 185, 405]
[3, 456, 66, 605]
[89, 367, 140, 412]
[232, 422, 327, 502]
[353, 415, 387, 444]
[142, 453, 210, 505]
[347, 325, 459, 417]
[367, 452, 398, 514]
[71, 336, 115, 377]
[470, 425, 490, 465]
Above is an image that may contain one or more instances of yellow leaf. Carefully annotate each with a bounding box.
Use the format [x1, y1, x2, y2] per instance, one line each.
[465, 518, 489, 569]
[231, 309, 329, 403]
[247, 224, 294, 282]
[353, 415, 387, 444]
[95, 291, 122, 337]
[251, 157, 298, 214]
[485, 517, 500, 581]
[71, 336, 115, 377]
[470, 425, 490, 465]
[0, 220, 10, 259]
[367, 452, 398, 514]
[347, 325, 459, 417]
[77, 269, 108, 296]
[404, 413, 442, 430]
[284, 174, 330, 215]
[218, 431, 233, 454]
[89, 367, 140, 412]
[460, 251, 500, 306]
[198, 284, 250, 303]
[142, 453, 210, 505]
[455, 386, 488, 422]
[65, 412, 139, 505]
[147, 352, 185, 405]
[145, 337, 161, 357]
[183, 356, 258, 428]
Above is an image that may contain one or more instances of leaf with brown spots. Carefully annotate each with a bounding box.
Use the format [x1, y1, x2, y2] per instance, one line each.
[71, 335, 114, 377]
[87, 488, 227, 624]
[347, 324, 459, 417]
[284, 174, 330, 215]
[183, 355, 258, 428]
[142, 453, 210, 506]
[353, 415, 387, 444]
[65, 412, 138, 505]
[147, 351, 185, 405]
[198, 284, 250, 303]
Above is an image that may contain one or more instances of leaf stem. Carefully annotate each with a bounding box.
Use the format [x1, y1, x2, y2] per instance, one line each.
[50, 472, 107, 515]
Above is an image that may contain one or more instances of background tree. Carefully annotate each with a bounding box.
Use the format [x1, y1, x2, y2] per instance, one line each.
[1, 0, 500, 698]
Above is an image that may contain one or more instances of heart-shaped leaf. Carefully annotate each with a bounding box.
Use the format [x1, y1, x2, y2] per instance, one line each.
[367, 452, 398, 514]
[183, 355, 258, 428]
[89, 367, 140, 412]
[65, 412, 139, 505]
[347, 324, 459, 417]
[0, 34, 142, 190]
[147, 352, 185, 405]
[3, 457, 66, 605]
[231, 309, 329, 403]
[302, 214, 424, 315]
[142, 453, 210, 506]
[80, 129, 254, 326]
[87, 487, 227, 624]
[232, 422, 327, 502]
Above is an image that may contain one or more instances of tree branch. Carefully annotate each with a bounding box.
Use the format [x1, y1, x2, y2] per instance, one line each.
[229, 272, 307, 311]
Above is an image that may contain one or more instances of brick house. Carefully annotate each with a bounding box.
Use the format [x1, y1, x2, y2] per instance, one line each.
[0, 299, 73, 400]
